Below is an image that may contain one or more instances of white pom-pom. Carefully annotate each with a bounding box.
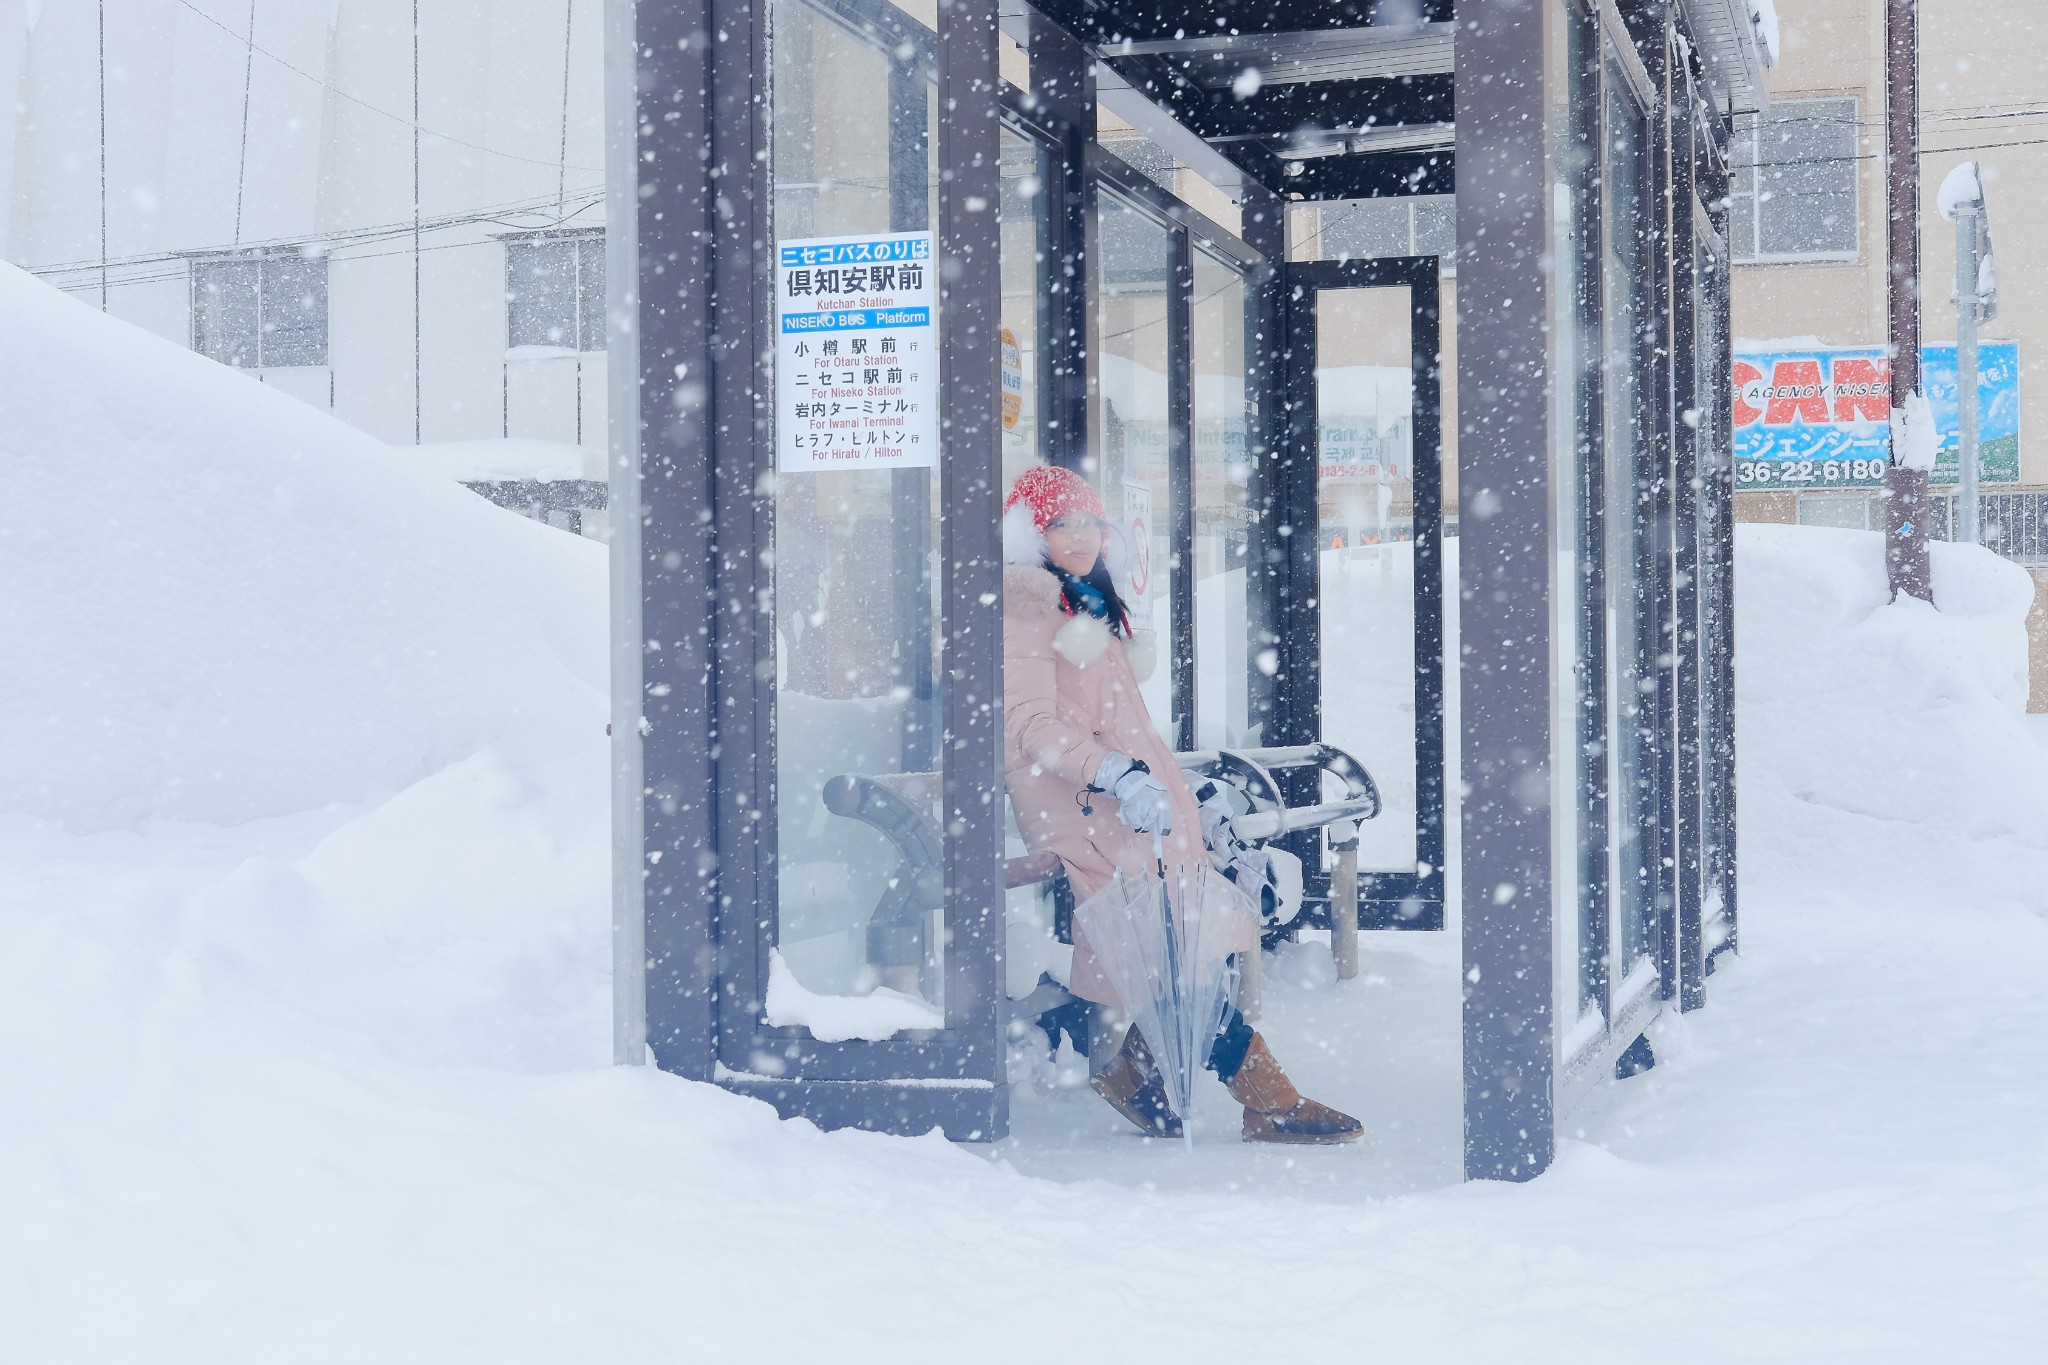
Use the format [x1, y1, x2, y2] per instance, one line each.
[1053, 614, 1111, 667]
[1003, 503, 1046, 565]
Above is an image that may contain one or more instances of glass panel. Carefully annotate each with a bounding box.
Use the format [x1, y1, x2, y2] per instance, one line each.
[1728, 117, 1757, 260]
[1555, 0, 1608, 1029]
[507, 240, 578, 349]
[259, 255, 328, 367]
[766, 0, 944, 1026]
[999, 128, 1048, 471]
[1324, 198, 1410, 261]
[193, 258, 260, 367]
[577, 236, 607, 353]
[1192, 248, 1251, 749]
[1411, 197, 1456, 260]
[1603, 60, 1658, 985]
[1094, 190, 1178, 733]
[1694, 232, 1731, 932]
[1314, 285, 1419, 875]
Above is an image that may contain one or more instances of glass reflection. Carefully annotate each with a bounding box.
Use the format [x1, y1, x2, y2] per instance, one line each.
[1603, 60, 1659, 989]
[1313, 285, 1419, 875]
[1192, 248, 1252, 749]
[1094, 190, 1178, 734]
[767, 0, 944, 1027]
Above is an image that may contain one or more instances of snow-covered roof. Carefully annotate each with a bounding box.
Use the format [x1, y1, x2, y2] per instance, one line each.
[1678, 0, 1775, 114]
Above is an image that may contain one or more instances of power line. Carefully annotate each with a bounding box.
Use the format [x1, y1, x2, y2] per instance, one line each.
[1731, 130, 2048, 173]
[558, 0, 575, 214]
[45, 227, 597, 297]
[29, 195, 603, 296]
[233, 0, 256, 245]
[1762, 103, 2048, 131]
[163, 0, 603, 174]
[413, 0, 422, 444]
[23, 184, 605, 278]
[98, 0, 107, 311]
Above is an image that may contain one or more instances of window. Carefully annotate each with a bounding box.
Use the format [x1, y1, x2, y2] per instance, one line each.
[1730, 98, 1859, 262]
[191, 251, 329, 368]
[1602, 56, 1661, 992]
[505, 232, 606, 352]
[1311, 195, 1456, 263]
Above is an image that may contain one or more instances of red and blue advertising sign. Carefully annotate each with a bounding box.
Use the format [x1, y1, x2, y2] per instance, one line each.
[1733, 343, 2020, 490]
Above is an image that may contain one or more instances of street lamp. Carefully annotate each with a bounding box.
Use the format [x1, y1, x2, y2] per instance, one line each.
[1938, 161, 1998, 546]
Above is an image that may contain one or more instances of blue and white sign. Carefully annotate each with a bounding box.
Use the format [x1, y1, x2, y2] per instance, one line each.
[776, 231, 937, 473]
[1732, 342, 2020, 490]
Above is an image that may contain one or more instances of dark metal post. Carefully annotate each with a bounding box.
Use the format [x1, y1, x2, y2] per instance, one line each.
[935, 0, 1009, 1131]
[1885, 0, 1932, 602]
[1240, 186, 1286, 746]
[633, 0, 718, 1077]
[1167, 229, 1197, 750]
[1648, 21, 1681, 1008]
[1455, 0, 1555, 1181]
[1027, 15, 1092, 469]
[1672, 69, 1707, 1015]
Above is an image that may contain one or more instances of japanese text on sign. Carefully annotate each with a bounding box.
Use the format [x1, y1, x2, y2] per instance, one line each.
[1733, 342, 2021, 490]
[777, 231, 937, 473]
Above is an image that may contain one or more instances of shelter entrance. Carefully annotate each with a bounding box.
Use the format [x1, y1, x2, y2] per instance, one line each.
[1277, 258, 1448, 935]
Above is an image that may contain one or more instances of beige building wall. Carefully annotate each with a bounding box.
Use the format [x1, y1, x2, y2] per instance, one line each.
[1735, 0, 2048, 488]
[1734, 0, 2048, 710]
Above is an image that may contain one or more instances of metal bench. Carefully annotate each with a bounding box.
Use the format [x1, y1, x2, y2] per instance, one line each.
[823, 744, 1381, 1023]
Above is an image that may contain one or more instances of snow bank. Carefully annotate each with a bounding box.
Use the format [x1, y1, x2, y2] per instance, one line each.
[1736, 523, 2048, 917]
[0, 263, 607, 829]
[6, 257, 2048, 1359]
[413, 438, 590, 483]
[764, 949, 944, 1041]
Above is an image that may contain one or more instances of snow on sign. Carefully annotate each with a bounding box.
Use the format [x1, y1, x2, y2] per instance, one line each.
[777, 231, 936, 473]
[1733, 343, 2020, 490]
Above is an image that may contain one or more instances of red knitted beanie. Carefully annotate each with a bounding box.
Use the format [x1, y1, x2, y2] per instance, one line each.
[1003, 464, 1106, 532]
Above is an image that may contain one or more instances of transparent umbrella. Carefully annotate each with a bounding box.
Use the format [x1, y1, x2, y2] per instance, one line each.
[1070, 834, 1252, 1150]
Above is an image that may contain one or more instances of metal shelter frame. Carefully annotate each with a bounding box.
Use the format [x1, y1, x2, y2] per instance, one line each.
[610, 0, 1761, 1181]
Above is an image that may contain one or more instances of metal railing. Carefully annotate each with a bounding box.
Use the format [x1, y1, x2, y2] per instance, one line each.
[1944, 489, 2048, 568]
[1792, 487, 2048, 570]
[463, 479, 610, 539]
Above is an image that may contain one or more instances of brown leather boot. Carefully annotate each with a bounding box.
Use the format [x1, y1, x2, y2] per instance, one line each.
[1226, 1033, 1363, 1145]
[1090, 1026, 1182, 1139]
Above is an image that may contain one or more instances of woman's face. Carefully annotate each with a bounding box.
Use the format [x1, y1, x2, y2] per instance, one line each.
[1045, 513, 1105, 578]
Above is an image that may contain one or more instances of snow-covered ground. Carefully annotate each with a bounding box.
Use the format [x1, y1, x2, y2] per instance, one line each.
[6, 268, 2048, 1360]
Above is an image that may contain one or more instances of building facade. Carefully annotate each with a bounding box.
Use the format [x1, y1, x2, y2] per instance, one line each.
[1730, 0, 2048, 701]
[0, 1, 608, 473]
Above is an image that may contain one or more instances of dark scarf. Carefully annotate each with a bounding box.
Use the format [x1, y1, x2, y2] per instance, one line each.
[1047, 557, 1131, 638]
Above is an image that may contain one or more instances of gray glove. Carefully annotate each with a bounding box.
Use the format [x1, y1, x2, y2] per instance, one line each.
[1196, 781, 1271, 887]
[1094, 752, 1174, 836]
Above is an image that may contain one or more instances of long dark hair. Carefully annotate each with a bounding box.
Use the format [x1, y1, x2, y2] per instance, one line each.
[1047, 553, 1133, 638]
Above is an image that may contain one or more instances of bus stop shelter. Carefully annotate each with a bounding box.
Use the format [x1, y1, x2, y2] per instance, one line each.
[608, 0, 1765, 1181]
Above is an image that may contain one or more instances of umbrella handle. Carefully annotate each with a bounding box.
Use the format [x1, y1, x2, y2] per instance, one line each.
[1151, 829, 1165, 875]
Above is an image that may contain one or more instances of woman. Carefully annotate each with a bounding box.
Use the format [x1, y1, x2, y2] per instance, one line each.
[1002, 464, 1361, 1146]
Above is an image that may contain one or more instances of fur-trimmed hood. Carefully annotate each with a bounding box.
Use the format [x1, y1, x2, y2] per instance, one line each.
[1004, 562, 1157, 681]
[1001, 463, 1129, 578]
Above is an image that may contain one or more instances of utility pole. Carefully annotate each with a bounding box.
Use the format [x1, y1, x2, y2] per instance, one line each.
[1884, 0, 1933, 601]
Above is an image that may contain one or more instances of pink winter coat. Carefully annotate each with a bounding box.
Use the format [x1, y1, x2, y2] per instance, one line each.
[1003, 562, 1253, 1006]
